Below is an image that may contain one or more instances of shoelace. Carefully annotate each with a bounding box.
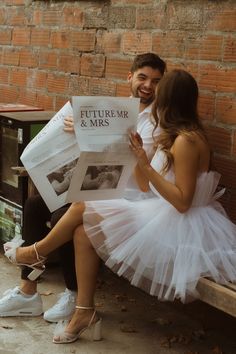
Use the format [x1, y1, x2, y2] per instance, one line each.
[53, 292, 75, 310]
[2, 288, 18, 299]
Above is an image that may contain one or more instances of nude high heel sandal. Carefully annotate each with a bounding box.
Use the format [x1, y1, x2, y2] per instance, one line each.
[53, 306, 102, 344]
[4, 241, 47, 281]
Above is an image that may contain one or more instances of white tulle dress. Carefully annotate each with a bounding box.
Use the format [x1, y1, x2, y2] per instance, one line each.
[83, 150, 236, 303]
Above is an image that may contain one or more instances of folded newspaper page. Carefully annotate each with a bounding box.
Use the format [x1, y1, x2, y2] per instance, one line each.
[20, 97, 139, 211]
[66, 96, 139, 202]
[20, 101, 80, 212]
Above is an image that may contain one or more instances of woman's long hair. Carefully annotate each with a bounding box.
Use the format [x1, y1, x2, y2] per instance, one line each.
[152, 69, 207, 173]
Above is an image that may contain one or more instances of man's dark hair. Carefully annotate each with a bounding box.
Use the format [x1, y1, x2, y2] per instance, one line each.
[130, 53, 166, 75]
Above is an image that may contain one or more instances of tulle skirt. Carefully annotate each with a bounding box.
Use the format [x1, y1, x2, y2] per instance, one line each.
[83, 192, 236, 303]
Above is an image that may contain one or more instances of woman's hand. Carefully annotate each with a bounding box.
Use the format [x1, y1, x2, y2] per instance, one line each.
[129, 132, 149, 169]
[63, 115, 74, 133]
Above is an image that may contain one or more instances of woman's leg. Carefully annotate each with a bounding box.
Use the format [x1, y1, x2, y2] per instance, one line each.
[54, 225, 101, 339]
[15, 202, 85, 264]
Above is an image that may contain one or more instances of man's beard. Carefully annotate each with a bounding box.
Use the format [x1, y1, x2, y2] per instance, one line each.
[132, 88, 154, 106]
[139, 95, 154, 106]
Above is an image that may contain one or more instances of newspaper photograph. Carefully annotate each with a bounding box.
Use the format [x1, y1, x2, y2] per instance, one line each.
[20, 101, 80, 212]
[66, 151, 136, 202]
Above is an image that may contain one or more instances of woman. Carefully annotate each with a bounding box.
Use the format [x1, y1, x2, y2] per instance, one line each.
[4, 69, 236, 344]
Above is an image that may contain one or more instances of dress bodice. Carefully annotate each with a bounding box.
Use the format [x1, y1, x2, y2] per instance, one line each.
[150, 149, 223, 206]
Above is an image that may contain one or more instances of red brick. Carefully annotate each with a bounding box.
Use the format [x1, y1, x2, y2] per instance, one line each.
[0, 8, 6, 25]
[0, 29, 11, 45]
[223, 36, 236, 62]
[208, 9, 236, 31]
[36, 94, 54, 111]
[28, 71, 47, 90]
[81, 54, 105, 77]
[83, 6, 108, 28]
[58, 55, 80, 74]
[152, 32, 185, 58]
[90, 78, 116, 96]
[216, 67, 236, 93]
[4, 0, 25, 4]
[69, 76, 90, 96]
[8, 8, 27, 26]
[55, 97, 70, 111]
[205, 125, 232, 155]
[71, 31, 96, 52]
[198, 64, 218, 91]
[3, 49, 20, 66]
[19, 49, 38, 68]
[199, 64, 236, 93]
[162, 61, 199, 82]
[105, 58, 132, 80]
[136, 7, 162, 30]
[97, 32, 121, 54]
[0, 67, 9, 83]
[122, 32, 152, 54]
[32, 10, 42, 26]
[31, 29, 51, 47]
[0, 86, 18, 103]
[111, 0, 153, 4]
[39, 52, 57, 70]
[233, 131, 236, 157]
[185, 35, 223, 61]
[51, 32, 70, 49]
[108, 7, 135, 29]
[116, 83, 130, 97]
[42, 10, 61, 26]
[216, 96, 236, 125]
[47, 74, 69, 94]
[12, 28, 31, 46]
[9, 68, 27, 87]
[18, 90, 37, 106]
[213, 155, 236, 189]
[63, 6, 83, 27]
[167, 2, 203, 31]
[198, 93, 215, 121]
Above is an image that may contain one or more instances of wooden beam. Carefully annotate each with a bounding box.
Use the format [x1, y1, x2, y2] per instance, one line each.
[196, 278, 236, 318]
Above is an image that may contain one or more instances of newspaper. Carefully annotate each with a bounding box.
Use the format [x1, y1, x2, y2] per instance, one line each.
[20, 97, 139, 211]
[66, 96, 139, 202]
[20, 101, 80, 212]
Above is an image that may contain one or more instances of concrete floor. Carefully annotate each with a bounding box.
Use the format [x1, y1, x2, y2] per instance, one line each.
[0, 251, 236, 354]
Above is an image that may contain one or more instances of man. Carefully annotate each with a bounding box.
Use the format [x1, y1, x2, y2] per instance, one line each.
[0, 52, 166, 322]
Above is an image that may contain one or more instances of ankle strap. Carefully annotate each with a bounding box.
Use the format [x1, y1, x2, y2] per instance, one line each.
[75, 305, 94, 310]
[34, 242, 40, 261]
[34, 242, 46, 262]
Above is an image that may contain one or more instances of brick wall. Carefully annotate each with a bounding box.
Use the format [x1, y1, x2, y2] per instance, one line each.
[0, 0, 236, 220]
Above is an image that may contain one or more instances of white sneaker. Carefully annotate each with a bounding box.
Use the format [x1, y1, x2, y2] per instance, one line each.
[43, 288, 76, 323]
[0, 287, 43, 317]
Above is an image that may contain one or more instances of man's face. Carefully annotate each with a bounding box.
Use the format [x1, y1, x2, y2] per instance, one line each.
[128, 66, 163, 107]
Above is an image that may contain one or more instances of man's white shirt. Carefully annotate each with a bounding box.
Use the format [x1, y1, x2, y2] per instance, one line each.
[124, 104, 160, 200]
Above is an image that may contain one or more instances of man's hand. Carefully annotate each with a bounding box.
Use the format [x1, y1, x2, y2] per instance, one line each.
[63, 115, 74, 133]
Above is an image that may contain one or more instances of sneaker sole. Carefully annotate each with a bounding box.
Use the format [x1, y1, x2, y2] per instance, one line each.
[43, 313, 72, 323]
[0, 308, 43, 317]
